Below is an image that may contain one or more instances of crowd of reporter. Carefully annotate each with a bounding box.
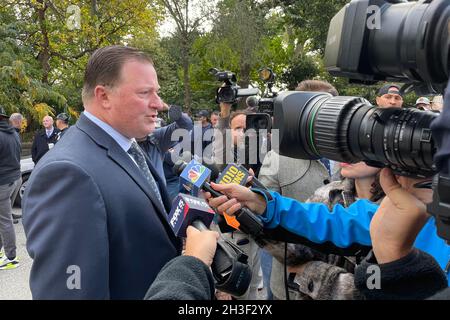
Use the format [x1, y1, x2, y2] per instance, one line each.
[145, 79, 450, 301]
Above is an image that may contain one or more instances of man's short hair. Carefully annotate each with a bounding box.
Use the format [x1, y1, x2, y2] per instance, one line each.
[82, 46, 153, 102]
[230, 110, 247, 123]
[377, 84, 402, 97]
[296, 80, 339, 96]
[9, 113, 23, 122]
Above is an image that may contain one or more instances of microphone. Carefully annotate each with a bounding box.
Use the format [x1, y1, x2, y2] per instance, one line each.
[168, 193, 215, 237]
[215, 164, 267, 232]
[217, 163, 267, 190]
[174, 159, 265, 240]
[168, 193, 252, 296]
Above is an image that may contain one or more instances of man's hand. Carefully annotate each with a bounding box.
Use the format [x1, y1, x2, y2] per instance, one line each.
[161, 102, 170, 112]
[204, 182, 267, 216]
[184, 226, 219, 267]
[370, 168, 432, 264]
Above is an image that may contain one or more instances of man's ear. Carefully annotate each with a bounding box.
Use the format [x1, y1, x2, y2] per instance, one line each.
[375, 96, 381, 106]
[94, 85, 112, 110]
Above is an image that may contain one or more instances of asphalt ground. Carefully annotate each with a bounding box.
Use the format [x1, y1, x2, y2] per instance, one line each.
[0, 208, 32, 300]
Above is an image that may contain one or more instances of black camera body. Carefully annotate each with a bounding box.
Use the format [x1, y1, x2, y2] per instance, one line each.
[270, 0, 450, 241]
[324, 0, 450, 95]
[210, 68, 259, 104]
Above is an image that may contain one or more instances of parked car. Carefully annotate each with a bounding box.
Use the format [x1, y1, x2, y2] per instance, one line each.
[14, 157, 34, 208]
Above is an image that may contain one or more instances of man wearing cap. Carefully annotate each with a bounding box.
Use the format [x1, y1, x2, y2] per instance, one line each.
[0, 107, 21, 269]
[376, 84, 403, 108]
[415, 97, 431, 111]
[31, 115, 59, 164]
[55, 113, 70, 141]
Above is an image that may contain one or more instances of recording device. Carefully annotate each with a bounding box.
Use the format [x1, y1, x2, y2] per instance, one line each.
[209, 68, 259, 104]
[273, 91, 438, 178]
[246, 67, 278, 132]
[174, 159, 265, 240]
[269, 0, 450, 240]
[324, 0, 450, 95]
[168, 194, 252, 296]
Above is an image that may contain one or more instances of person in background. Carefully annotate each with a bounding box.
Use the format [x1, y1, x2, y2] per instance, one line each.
[415, 97, 431, 111]
[55, 113, 70, 141]
[210, 111, 219, 128]
[375, 84, 403, 108]
[0, 107, 21, 270]
[31, 115, 59, 164]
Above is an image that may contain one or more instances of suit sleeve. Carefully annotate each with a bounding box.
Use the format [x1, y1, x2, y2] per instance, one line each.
[23, 160, 110, 299]
[153, 113, 193, 154]
[256, 190, 376, 248]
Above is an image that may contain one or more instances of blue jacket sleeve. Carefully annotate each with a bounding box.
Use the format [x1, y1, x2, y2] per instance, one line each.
[256, 191, 377, 248]
[153, 113, 193, 154]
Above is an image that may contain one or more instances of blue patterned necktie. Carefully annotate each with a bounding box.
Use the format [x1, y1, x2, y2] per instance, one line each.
[127, 141, 164, 208]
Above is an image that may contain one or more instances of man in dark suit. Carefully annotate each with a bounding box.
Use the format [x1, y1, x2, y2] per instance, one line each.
[31, 115, 59, 164]
[23, 46, 181, 299]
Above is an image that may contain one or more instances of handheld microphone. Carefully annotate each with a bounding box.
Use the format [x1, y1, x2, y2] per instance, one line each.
[215, 163, 268, 232]
[174, 159, 265, 241]
[168, 194, 252, 296]
[217, 163, 267, 190]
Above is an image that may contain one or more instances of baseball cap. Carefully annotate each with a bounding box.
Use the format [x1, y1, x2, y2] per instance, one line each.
[0, 106, 8, 118]
[415, 97, 431, 106]
[196, 110, 209, 118]
[377, 84, 402, 96]
[56, 113, 69, 123]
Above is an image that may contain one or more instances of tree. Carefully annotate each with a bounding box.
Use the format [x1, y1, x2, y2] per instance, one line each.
[4, 0, 164, 111]
[160, 0, 214, 113]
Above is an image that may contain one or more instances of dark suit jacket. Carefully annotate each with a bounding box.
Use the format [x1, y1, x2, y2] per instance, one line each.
[31, 127, 59, 164]
[23, 114, 181, 299]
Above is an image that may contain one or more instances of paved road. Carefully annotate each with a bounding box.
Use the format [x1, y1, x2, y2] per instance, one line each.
[0, 208, 32, 300]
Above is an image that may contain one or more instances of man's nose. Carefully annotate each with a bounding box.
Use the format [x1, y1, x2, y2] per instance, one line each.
[150, 95, 164, 111]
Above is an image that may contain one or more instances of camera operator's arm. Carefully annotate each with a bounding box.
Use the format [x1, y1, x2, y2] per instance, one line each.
[152, 104, 193, 154]
[206, 182, 376, 250]
[354, 169, 448, 300]
[144, 227, 218, 300]
[212, 102, 232, 169]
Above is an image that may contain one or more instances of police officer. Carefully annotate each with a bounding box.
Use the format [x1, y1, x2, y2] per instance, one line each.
[55, 113, 70, 141]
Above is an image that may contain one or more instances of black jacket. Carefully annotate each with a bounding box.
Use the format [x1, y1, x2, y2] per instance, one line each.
[354, 249, 448, 300]
[144, 256, 215, 300]
[0, 120, 21, 186]
[31, 127, 59, 164]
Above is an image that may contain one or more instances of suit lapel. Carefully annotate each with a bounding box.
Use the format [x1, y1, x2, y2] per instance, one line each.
[143, 152, 173, 212]
[76, 114, 171, 225]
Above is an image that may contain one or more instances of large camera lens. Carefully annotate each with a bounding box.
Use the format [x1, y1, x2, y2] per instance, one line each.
[273, 91, 438, 177]
[325, 0, 450, 94]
